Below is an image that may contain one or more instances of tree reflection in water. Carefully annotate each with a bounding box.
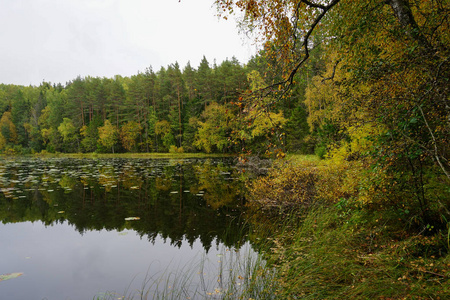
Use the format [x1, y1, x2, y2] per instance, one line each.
[0, 157, 249, 251]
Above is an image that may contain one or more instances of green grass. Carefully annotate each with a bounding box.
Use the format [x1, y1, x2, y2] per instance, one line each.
[30, 152, 234, 159]
[251, 204, 450, 299]
[285, 153, 321, 163]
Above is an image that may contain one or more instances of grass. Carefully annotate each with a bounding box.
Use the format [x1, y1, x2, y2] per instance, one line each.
[250, 203, 450, 299]
[31, 152, 234, 159]
[93, 243, 276, 300]
[285, 153, 321, 163]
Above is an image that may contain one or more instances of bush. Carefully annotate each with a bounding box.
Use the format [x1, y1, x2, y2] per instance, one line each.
[247, 158, 362, 212]
[314, 145, 327, 159]
[169, 145, 184, 153]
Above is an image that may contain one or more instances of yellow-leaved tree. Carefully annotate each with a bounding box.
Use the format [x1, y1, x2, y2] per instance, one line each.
[98, 120, 117, 153]
[217, 0, 449, 226]
[0, 111, 18, 150]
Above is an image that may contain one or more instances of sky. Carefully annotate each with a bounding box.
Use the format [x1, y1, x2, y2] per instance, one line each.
[0, 0, 255, 86]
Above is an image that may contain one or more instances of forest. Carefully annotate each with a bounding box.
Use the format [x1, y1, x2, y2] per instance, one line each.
[0, 56, 310, 156]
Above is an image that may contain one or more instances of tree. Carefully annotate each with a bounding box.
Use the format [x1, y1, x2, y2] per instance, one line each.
[0, 111, 18, 149]
[98, 120, 118, 153]
[217, 0, 449, 225]
[236, 71, 288, 155]
[66, 76, 87, 127]
[106, 76, 126, 128]
[38, 88, 68, 152]
[119, 121, 142, 152]
[58, 118, 79, 152]
[10, 90, 30, 147]
[167, 62, 187, 147]
[155, 120, 174, 151]
[195, 56, 214, 110]
[80, 116, 102, 152]
[193, 102, 232, 153]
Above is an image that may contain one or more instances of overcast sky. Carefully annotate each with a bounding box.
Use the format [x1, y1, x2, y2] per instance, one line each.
[0, 0, 255, 86]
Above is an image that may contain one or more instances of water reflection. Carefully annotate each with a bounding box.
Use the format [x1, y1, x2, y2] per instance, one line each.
[0, 221, 256, 300]
[0, 157, 248, 250]
[0, 157, 254, 299]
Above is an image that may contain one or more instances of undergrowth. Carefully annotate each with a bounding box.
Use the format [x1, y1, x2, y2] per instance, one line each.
[250, 204, 449, 299]
[246, 156, 450, 299]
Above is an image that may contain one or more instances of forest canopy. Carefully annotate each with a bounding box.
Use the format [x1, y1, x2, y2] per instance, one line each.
[0, 56, 308, 156]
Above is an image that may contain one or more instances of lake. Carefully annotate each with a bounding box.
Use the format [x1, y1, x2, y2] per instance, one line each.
[0, 157, 257, 299]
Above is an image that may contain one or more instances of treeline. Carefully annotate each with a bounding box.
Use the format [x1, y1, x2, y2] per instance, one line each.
[0, 56, 311, 155]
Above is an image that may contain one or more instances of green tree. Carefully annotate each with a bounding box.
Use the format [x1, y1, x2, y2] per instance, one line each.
[195, 56, 214, 111]
[10, 90, 30, 147]
[119, 121, 142, 152]
[66, 76, 87, 127]
[106, 76, 126, 128]
[58, 118, 79, 152]
[193, 102, 232, 153]
[98, 119, 118, 153]
[155, 120, 174, 152]
[80, 116, 102, 152]
[0, 111, 18, 149]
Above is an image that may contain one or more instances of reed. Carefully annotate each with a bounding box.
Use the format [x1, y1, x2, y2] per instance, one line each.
[93, 242, 276, 300]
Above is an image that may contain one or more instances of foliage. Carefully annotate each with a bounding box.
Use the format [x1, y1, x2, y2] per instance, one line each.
[98, 120, 118, 153]
[0, 111, 18, 148]
[155, 120, 175, 151]
[119, 121, 142, 152]
[58, 118, 78, 152]
[248, 160, 318, 211]
[217, 0, 449, 227]
[80, 116, 102, 152]
[244, 154, 449, 299]
[0, 51, 314, 156]
[0, 56, 270, 154]
[248, 157, 364, 213]
[168, 145, 184, 153]
[193, 102, 232, 153]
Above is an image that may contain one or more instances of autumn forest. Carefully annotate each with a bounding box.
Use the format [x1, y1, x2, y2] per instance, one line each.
[1, 0, 449, 298]
[0, 55, 310, 156]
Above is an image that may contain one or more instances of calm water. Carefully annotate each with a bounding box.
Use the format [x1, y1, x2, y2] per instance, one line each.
[0, 157, 254, 299]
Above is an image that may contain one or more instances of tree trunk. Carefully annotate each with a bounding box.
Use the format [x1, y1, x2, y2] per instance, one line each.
[387, 0, 430, 48]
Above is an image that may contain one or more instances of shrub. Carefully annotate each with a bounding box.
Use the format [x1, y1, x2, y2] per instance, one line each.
[169, 145, 184, 153]
[247, 158, 362, 212]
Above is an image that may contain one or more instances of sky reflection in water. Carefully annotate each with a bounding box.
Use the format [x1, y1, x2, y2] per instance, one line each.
[0, 158, 254, 299]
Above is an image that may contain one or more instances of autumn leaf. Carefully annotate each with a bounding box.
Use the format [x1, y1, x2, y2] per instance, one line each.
[0, 273, 23, 282]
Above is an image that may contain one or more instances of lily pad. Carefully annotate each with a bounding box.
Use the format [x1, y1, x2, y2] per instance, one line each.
[0, 272, 23, 282]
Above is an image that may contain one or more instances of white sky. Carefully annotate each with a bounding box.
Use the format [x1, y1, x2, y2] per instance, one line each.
[0, 0, 255, 86]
